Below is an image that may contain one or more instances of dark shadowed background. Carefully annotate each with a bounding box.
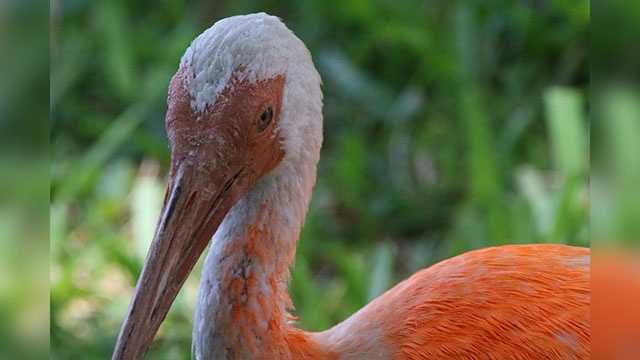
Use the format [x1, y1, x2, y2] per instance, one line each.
[50, 1, 590, 358]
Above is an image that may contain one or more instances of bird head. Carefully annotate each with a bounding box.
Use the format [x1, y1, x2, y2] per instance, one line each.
[112, 13, 322, 359]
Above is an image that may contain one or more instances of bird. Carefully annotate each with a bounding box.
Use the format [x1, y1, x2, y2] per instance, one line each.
[112, 12, 590, 360]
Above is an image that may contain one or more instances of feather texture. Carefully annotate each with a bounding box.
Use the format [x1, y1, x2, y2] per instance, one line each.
[314, 244, 590, 359]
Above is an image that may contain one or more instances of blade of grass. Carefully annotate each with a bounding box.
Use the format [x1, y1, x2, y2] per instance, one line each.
[544, 87, 587, 177]
[95, 0, 136, 98]
[367, 241, 394, 301]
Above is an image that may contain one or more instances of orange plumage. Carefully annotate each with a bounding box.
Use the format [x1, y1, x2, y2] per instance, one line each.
[312, 244, 590, 359]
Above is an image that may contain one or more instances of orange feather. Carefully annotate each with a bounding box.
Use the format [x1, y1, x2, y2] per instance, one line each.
[312, 244, 590, 359]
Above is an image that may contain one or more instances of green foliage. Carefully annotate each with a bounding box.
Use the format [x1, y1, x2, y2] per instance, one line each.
[592, 88, 640, 245]
[50, 1, 589, 358]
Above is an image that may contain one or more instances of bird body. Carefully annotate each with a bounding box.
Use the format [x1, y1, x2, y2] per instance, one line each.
[314, 244, 589, 360]
[195, 239, 590, 359]
[113, 13, 590, 360]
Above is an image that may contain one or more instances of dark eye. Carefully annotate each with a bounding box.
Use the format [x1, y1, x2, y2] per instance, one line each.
[258, 106, 273, 132]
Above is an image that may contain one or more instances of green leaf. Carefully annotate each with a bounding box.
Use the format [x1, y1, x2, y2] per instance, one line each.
[544, 87, 587, 177]
[367, 241, 394, 301]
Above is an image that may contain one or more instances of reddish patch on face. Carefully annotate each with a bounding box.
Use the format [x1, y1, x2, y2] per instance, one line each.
[165, 65, 286, 193]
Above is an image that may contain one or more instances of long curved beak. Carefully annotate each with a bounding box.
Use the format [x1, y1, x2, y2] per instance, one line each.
[112, 163, 243, 359]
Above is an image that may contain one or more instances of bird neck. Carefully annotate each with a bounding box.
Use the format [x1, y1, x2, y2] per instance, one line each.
[193, 160, 325, 359]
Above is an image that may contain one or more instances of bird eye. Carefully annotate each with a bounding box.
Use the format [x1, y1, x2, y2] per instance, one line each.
[258, 106, 273, 132]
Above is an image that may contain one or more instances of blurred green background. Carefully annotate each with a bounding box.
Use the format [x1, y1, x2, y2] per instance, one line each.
[50, 0, 590, 358]
[1, 1, 49, 359]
